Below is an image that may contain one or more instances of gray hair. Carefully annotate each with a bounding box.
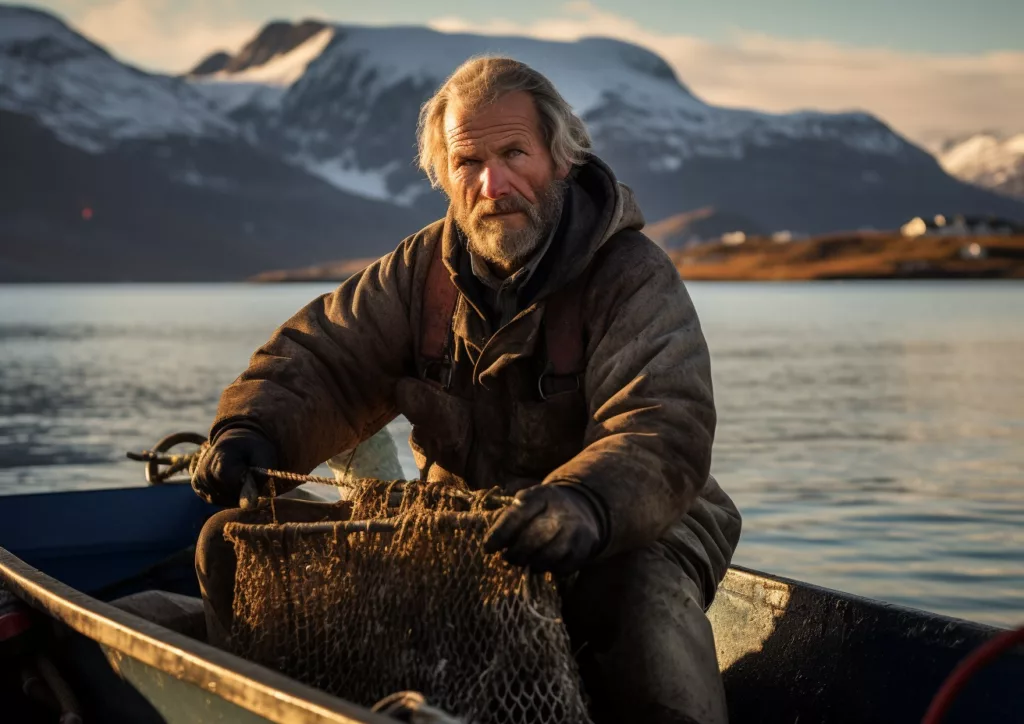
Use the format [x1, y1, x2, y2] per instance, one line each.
[416, 56, 592, 190]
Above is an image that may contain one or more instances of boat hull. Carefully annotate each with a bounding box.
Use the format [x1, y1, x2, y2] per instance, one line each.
[2, 485, 1021, 723]
[0, 546, 390, 724]
[711, 567, 1020, 723]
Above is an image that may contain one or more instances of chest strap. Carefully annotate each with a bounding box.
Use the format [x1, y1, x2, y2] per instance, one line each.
[421, 239, 459, 367]
[420, 237, 585, 395]
[543, 275, 585, 376]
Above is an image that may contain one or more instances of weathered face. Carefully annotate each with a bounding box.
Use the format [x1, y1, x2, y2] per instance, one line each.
[444, 91, 567, 274]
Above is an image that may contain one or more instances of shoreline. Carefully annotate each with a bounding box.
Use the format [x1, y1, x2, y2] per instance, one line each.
[673, 232, 1024, 281]
[247, 233, 1024, 283]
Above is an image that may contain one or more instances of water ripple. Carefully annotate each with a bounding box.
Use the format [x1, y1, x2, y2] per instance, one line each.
[2, 282, 1023, 626]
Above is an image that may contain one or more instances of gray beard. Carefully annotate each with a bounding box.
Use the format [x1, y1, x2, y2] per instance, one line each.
[456, 179, 566, 274]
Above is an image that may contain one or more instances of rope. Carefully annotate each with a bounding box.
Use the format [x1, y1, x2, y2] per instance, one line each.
[248, 468, 516, 509]
[129, 435, 516, 508]
[519, 574, 565, 625]
[35, 654, 83, 724]
[921, 624, 1024, 723]
[250, 467, 345, 488]
[130, 444, 364, 489]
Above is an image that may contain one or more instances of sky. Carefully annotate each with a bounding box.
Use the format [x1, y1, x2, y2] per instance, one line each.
[28, 0, 1024, 146]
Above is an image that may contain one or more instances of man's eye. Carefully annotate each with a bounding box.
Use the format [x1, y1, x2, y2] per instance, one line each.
[455, 158, 479, 169]
[506, 149, 523, 158]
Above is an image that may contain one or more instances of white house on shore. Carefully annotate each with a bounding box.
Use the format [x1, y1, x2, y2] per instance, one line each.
[901, 214, 1023, 238]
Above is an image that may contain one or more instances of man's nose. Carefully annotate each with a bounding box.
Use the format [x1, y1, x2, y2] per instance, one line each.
[479, 163, 511, 200]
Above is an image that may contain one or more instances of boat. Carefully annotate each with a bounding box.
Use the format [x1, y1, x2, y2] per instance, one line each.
[1, 482, 1021, 723]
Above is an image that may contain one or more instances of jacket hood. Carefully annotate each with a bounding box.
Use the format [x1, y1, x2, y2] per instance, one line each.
[584, 154, 646, 245]
[518, 154, 645, 304]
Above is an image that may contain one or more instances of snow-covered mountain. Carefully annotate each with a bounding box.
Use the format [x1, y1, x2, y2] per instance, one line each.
[0, 5, 232, 151]
[0, 6, 419, 281]
[937, 133, 1024, 200]
[2, 6, 1023, 280]
[192, 21, 335, 114]
[187, 24, 907, 207]
[187, 20, 1024, 233]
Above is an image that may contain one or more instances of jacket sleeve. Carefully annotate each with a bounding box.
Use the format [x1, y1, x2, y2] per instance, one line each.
[544, 234, 716, 557]
[211, 234, 428, 474]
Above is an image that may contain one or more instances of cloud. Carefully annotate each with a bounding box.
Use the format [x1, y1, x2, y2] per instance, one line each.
[429, 1, 1024, 146]
[76, 0, 259, 73]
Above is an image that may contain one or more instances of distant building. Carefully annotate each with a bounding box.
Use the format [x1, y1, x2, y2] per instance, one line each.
[900, 217, 930, 237]
[960, 242, 988, 260]
[901, 214, 1023, 238]
[721, 231, 747, 245]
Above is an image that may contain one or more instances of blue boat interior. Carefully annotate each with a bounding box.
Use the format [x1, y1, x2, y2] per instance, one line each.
[3, 484, 214, 600]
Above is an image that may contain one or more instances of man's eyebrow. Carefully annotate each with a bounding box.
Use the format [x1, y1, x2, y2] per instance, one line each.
[494, 137, 528, 152]
[447, 131, 534, 159]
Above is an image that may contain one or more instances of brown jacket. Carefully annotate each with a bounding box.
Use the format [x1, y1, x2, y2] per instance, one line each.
[213, 157, 740, 599]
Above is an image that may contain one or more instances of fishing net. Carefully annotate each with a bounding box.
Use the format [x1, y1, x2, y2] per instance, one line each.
[222, 480, 592, 724]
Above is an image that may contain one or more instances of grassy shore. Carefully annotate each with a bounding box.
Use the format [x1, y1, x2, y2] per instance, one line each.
[249, 258, 378, 283]
[250, 234, 1024, 283]
[673, 233, 1024, 281]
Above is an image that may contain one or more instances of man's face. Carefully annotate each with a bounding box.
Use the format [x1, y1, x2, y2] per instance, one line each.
[444, 91, 568, 273]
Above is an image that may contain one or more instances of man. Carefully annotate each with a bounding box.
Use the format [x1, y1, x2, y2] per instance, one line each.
[192, 56, 742, 724]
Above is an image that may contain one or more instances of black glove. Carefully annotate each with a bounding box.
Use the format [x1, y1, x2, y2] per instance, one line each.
[190, 427, 278, 507]
[483, 485, 604, 574]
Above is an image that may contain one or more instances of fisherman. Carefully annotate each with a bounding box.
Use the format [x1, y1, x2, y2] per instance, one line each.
[192, 56, 741, 724]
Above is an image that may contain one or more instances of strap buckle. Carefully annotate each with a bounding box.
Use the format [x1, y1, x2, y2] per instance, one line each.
[422, 359, 453, 390]
[537, 372, 581, 401]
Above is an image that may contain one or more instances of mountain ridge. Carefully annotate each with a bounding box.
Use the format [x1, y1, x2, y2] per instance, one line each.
[2, 5, 1023, 281]
[183, 17, 1024, 232]
[189, 20, 910, 206]
[0, 5, 233, 152]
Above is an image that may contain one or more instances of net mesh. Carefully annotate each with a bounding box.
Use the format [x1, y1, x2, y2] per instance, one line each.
[222, 480, 592, 724]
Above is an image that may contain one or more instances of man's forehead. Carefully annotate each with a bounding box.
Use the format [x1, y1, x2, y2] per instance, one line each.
[443, 92, 540, 148]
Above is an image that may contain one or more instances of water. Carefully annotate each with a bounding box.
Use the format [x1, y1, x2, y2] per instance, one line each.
[1, 282, 1023, 627]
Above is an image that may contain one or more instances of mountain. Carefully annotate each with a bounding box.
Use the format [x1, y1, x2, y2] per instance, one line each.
[188, 20, 1024, 234]
[0, 6, 418, 281]
[2, 6, 1024, 281]
[936, 134, 1024, 201]
[0, 107, 421, 281]
[0, 5, 232, 152]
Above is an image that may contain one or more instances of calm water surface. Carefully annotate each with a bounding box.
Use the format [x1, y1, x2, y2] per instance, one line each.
[1, 282, 1022, 627]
